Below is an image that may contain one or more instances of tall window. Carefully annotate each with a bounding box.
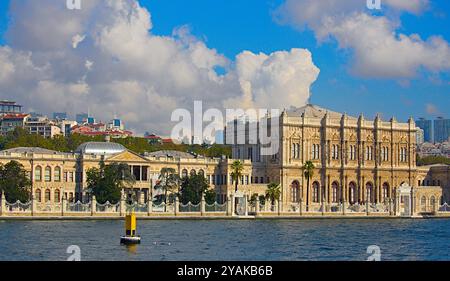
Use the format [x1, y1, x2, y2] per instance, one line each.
[312, 182, 320, 203]
[366, 146, 373, 161]
[399, 147, 407, 162]
[382, 183, 389, 200]
[381, 146, 389, 162]
[292, 143, 300, 159]
[54, 167, 61, 182]
[35, 189, 42, 202]
[332, 144, 339, 160]
[35, 166, 42, 182]
[182, 169, 188, 178]
[331, 182, 339, 203]
[291, 181, 300, 203]
[54, 189, 61, 203]
[45, 189, 51, 202]
[312, 144, 320, 160]
[44, 166, 51, 182]
[248, 147, 253, 161]
[349, 145, 356, 161]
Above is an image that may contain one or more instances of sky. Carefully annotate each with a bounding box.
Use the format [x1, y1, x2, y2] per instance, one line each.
[0, 0, 449, 136]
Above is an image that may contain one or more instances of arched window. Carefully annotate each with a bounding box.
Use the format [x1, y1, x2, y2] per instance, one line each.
[181, 169, 188, 178]
[198, 169, 205, 177]
[35, 166, 42, 182]
[421, 196, 427, 212]
[54, 167, 61, 182]
[291, 181, 300, 203]
[430, 196, 436, 212]
[54, 189, 61, 203]
[312, 182, 320, 203]
[366, 182, 374, 203]
[35, 189, 42, 203]
[44, 166, 51, 182]
[45, 189, 51, 202]
[331, 182, 339, 203]
[190, 169, 196, 176]
[349, 182, 357, 204]
[382, 183, 390, 201]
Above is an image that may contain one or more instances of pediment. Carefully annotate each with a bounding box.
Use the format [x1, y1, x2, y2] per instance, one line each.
[105, 150, 149, 163]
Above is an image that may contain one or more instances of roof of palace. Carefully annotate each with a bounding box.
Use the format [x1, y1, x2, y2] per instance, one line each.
[0, 147, 67, 155]
[75, 142, 126, 155]
[286, 104, 357, 120]
[144, 150, 196, 159]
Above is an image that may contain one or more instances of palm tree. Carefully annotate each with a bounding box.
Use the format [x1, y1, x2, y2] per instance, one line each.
[302, 161, 315, 211]
[230, 160, 244, 193]
[265, 183, 281, 206]
[156, 168, 180, 210]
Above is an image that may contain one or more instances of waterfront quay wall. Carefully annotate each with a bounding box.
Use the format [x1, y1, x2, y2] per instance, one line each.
[2, 193, 450, 219]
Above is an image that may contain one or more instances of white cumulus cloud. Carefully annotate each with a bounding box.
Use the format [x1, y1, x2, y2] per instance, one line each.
[0, 0, 320, 135]
[274, 0, 449, 78]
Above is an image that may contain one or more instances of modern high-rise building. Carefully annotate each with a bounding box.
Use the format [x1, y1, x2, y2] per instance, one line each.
[415, 118, 432, 143]
[0, 100, 22, 115]
[76, 113, 89, 124]
[416, 128, 424, 145]
[434, 117, 450, 143]
[53, 112, 67, 120]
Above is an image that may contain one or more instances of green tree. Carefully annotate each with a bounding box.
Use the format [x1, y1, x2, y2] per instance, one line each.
[265, 183, 281, 206]
[230, 160, 244, 193]
[0, 161, 32, 203]
[155, 168, 180, 208]
[179, 174, 210, 204]
[87, 161, 136, 204]
[302, 160, 315, 210]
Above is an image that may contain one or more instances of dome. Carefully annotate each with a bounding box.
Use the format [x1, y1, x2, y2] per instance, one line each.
[76, 142, 126, 155]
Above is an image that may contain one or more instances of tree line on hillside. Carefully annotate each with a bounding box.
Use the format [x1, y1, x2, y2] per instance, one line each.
[416, 155, 450, 166]
[0, 127, 231, 158]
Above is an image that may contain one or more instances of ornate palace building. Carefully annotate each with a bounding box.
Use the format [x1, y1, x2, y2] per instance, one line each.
[0, 104, 448, 215]
[227, 104, 448, 211]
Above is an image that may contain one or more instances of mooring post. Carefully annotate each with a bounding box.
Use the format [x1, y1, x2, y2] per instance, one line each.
[31, 195, 36, 216]
[61, 196, 66, 217]
[200, 194, 206, 216]
[0, 192, 5, 216]
[226, 195, 232, 216]
[91, 196, 96, 216]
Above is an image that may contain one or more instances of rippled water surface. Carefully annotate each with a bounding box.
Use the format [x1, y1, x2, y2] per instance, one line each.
[0, 219, 449, 261]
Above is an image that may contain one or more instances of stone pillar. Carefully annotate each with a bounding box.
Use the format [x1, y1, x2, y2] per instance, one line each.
[31, 195, 36, 216]
[321, 199, 325, 216]
[388, 198, 393, 216]
[277, 196, 282, 216]
[342, 200, 346, 215]
[61, 196, 66, 216]
[0, 192, 5, 216]
[119, 190, 125, 217]
[255, 196, 260, 216]
[200, 194, 206, 216]
[226, 195, 232, 216]
[274, 199, 278, 214]
[366, 189, 370, 216]
[299, 198, 303, 216]
[147, 198, 153, 216]
[91, 195, 96, 216]
[245, 194, 249, 217]
[232, 194, 236, 216]
[174, 196, 179, 216]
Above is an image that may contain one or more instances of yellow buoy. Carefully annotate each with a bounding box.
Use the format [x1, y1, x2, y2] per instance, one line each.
[120, 212, 141, 245]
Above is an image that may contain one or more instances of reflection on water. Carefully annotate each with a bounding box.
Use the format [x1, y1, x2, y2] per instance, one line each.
[0, 219, 449, 261]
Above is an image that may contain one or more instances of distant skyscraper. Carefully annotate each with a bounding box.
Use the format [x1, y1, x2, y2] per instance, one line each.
[53, 112, 67, 120]
[434, 117, 450, 143]
[416, 128, 424, 145]
[415, 118, 432, 143]
[76, 113, 89, 124]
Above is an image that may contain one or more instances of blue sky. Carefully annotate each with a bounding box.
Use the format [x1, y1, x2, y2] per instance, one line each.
[0, 0, 449, 125]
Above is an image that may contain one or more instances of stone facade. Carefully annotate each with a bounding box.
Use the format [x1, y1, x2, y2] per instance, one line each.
[228, 104, 448, 210]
